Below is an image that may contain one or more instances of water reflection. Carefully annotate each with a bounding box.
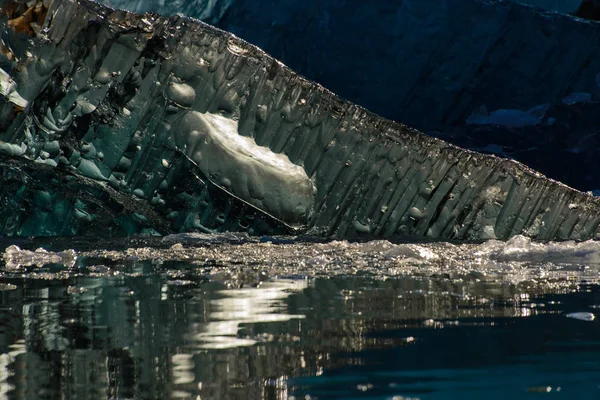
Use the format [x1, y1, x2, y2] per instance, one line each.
[194, 279, 307, 349]
[0, 258, 598, 399]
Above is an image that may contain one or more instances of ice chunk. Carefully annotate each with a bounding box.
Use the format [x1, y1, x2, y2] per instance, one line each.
[3, 245, 76, 269]
[0, 68, 28, 109]
[0, 0, 600, 241]
[566, 312, 595, 321]
[474, 235, 600, 265]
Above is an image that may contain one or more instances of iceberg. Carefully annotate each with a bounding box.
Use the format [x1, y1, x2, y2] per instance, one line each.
[96, 0, 600, 133]
[1, 0, 600, 241]
[95, 0, 600, 193]
[432, 101, 600, 192]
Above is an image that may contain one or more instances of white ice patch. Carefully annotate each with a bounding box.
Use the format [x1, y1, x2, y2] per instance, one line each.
[3, 245, 76, 269]
[0, 141, 25, 157]
[177, 111, 314, 224]
[566, 312, 595, 322]
[466, 105, 549, 128]
[0, 68, 28, 109]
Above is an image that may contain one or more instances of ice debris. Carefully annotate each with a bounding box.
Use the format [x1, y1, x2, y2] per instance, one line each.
[565, 312, 595, 321]
[3, 245, 76, 269]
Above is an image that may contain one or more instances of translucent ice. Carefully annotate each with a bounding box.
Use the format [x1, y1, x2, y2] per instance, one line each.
[1, 0, 600, 241]
[177, 112, 314, 223]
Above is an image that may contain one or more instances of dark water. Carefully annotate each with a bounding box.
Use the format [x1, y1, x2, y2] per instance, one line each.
[1, 236, 600, 399]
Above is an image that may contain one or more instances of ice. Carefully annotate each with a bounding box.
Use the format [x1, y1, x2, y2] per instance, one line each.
[95, 0, 600, 133]
[177, 112, 314, 224]
[474, 235, 600, 264]
[3, 245, 76, 269]
[1, 0, 600, 241]
[0, 68, 28, 109]
[565, 312, 595, 321]
[561, 92, 592, 105]
[466, 108, 545, 128]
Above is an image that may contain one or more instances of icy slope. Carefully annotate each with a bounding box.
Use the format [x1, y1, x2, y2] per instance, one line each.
[0, 0, 599, 240]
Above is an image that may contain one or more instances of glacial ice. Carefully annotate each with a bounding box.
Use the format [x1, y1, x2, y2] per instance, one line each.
[465, 107, 548, 128]
[106, 0, 600, 133]
[432, 100, 600, 192]
[1, 0, 600, 241]
[176, 111, 314, 223]
[94, 0, 600, 193]
[516, 0, 585, 13]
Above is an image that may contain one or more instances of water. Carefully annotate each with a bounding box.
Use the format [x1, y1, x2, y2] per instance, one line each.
[1, 235, 600, 399]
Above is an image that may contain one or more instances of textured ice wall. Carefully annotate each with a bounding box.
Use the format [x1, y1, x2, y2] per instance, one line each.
[94, 0, 600, 132]
[94, 0, 600, 193]
[1, 0, 600, 240]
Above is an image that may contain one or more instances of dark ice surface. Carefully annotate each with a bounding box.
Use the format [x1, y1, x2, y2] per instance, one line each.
[1, 235, 600, 399]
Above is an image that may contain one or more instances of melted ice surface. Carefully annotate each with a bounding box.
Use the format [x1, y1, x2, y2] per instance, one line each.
[177, 112, 314, 224]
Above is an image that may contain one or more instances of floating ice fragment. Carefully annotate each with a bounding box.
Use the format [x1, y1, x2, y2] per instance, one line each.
[527, 386, 552, 393]
[3, 246, 76, 269]
[566, 312, 595, 321]
[474, 235, 600, 265]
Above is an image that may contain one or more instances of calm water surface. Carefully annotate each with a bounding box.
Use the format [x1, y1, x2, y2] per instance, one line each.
[0, 234, 599, 399]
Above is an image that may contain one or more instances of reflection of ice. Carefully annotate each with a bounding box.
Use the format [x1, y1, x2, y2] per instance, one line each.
[0, 340, 25, 399]
[195, 279, 308, 349]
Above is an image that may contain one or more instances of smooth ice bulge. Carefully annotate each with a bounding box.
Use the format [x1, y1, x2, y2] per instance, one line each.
[176, 111, 314, 224]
